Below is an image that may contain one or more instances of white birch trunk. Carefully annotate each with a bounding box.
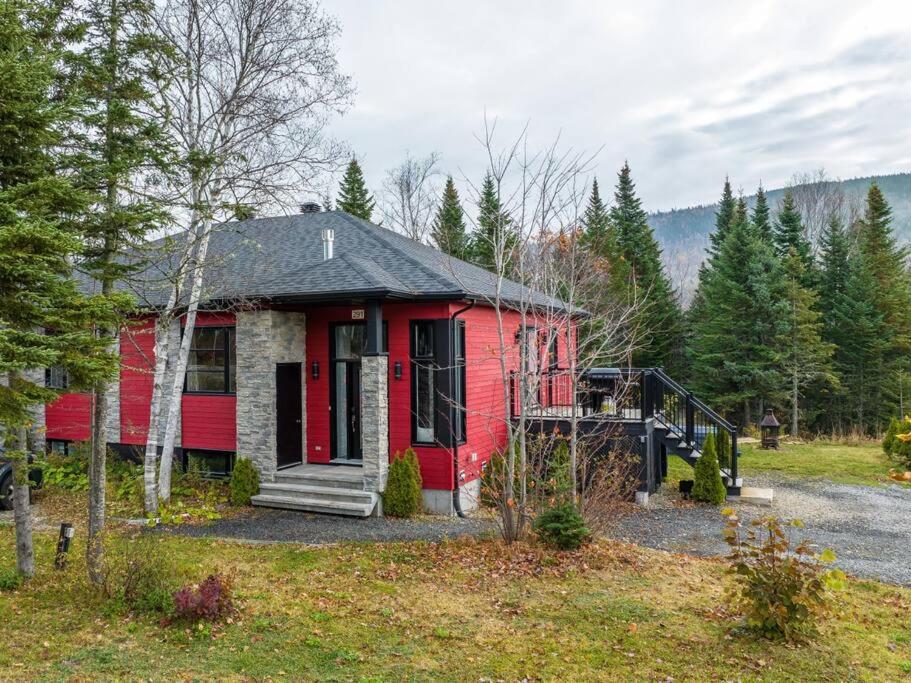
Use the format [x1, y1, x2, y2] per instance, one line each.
[158, 210, 213, 502]
[143, 289, 178, 514]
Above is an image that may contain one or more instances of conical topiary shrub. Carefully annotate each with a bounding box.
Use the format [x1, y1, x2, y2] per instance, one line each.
[229, 457, 260, 506]
[383, 448, 423, 517]
[692, 433, 727, 505]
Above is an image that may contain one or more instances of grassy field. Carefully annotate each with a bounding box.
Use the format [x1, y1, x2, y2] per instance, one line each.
[1, 526, 909, 681]
[667, 441, 908, 488]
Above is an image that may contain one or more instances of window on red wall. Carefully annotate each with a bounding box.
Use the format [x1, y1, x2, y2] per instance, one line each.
[455, 320, 466, 442]
[185, 327, 236, 394]
[411, 321, 435, 444]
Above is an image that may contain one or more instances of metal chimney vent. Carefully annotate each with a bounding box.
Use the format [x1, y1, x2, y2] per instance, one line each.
[300, 202, 322, 213]
[321, 228, 334, 260]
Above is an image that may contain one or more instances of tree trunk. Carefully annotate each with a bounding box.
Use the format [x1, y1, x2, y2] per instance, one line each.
[143, 300, 177, 515]
[10, 418, 34, 577]
[791, 371, 799, 438]
[743, 399, 752, 430]
[158, 210, 212, 502]
[87, 383, 107, 585]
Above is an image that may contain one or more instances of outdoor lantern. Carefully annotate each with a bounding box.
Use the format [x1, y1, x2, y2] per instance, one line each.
[311, 361, 319, 379]
[760, 408, 781, 449]
[394, 361, 402, 380]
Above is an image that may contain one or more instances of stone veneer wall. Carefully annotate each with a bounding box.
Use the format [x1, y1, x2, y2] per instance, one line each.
[235, 310, 306, 482]
[23, 369, 46, 452]
[360, 354, 389, 501]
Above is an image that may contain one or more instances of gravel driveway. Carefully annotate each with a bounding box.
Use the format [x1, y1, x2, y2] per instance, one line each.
[158, 507, 495, 545]
[612, 474, 911, 587]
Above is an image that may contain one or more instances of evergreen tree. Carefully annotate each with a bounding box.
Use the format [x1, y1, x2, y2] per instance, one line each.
[336, 158, 375, 220]
[751, 185, 772, 242]
[582, 177, 611, 250]
[75, 0, 172, 583]
[773, 192, 813, 273]
[708, 177, 736, 258]
[469, 172, 515, 273]
[0, 0, 122, 578]
[779, 248, 835, 436]
[816, 215, 854, 431]
[855, 183, 911, 424]
[688, 205, 788, 425]
[430, 176, 468, 259]
[608, 162, 682, 370]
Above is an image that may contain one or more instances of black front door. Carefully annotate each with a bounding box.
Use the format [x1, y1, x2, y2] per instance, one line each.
[276, 363, 303, 468]
[331, 324, 365, 461]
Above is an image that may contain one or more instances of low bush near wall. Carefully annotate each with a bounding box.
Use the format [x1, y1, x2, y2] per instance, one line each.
[383, 449, 423, 517]
[693, 433, 727, 505]
[229, 457, 260, 506]
[722, 510, 844, 641]
[533, 502, 591, 550]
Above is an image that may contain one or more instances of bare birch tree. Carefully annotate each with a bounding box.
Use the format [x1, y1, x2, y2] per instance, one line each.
[447, 121, 641, 543]
[380, 152, 440, 241]
[144, 0, 352, 509]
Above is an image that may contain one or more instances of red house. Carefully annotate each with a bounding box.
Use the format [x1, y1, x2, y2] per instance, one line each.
[42, 209, 576, 516]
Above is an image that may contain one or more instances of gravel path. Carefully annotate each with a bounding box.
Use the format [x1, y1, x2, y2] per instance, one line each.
[157, 507, 495, 545]
[612, 474, 911, 587]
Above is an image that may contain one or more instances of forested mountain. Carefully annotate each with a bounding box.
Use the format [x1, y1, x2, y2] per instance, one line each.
[651, 173, 911, 300]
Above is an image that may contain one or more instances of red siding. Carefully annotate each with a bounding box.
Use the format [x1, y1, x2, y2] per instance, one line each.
[181, 394, 237, 451]
[45, 393, 92, 441]
[120, 317, 156, 444]
[304, 302, 531, 491]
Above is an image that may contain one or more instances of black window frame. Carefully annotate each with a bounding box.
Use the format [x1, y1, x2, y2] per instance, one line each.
[45, 366, 69, 390]
[183, 325, 237, 395]
[410, 321, 437, 445]
[454, 320, 467, 444]
[46, 439, 70, 456]
[181, 449, 236, 479]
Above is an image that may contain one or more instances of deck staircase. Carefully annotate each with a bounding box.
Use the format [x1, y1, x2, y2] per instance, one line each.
[251, 465, 379, 517]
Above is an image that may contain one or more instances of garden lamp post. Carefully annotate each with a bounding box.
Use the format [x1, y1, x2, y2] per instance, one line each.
[760, 408, 780, 449]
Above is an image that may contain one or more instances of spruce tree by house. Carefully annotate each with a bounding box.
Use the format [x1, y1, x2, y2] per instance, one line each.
[75, 0, 173, 584]
[336, 158, 375, 220]
[383, 449, 423, 517]
[773, 192, 814, 280]
[687, 199, 788, 426]
[854, 183, 910, 426]
[582, 178, 611, 250]
[469, 172, 516, 273]
[0, 0, 122, 578]
[751, 185, 773, 242]
[608, 162, 682, 370]
[229, 458, 260, 506]
[779, 248, 836, 436]
[692, 434, 727, 505]
[431, 176, 468, 258]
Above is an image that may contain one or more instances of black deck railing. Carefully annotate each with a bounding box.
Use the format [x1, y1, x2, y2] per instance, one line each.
[510, 367, 739, 482]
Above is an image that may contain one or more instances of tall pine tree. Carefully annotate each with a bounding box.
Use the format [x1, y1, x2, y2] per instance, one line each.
[75, 0, 172, 583]
[707, 177, 736, 259]
[469, 172, 515, 273]
[751, 185, 772, 242]
[688, 201, 788, 425]
[0, 0, 122, 578]
[608, 163, 682, 370]
[430, 176, 468, 259]
[336, 158, 375, 220]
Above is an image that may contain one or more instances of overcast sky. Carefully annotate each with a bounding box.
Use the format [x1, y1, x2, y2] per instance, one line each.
[321, 0, 911, 213]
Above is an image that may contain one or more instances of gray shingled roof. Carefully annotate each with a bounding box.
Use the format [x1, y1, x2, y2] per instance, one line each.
[112, 210, 573, 311]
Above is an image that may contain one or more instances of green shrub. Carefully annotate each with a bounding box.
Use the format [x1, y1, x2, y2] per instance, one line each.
[101, 534, 184, 615]
[883, 417, 900, 454]
[722, 510, 844, 641]
[40, 452, 89, 492]
[692, 433, 727, 505]
[0, 568, 23, 592]
[534, 502, 591, 550]
[229, 457, 260, 506]
[716, 430, 731, 470]
[383, 448, 423, 517]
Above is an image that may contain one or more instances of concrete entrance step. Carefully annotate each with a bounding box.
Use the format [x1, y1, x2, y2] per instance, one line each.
[258, 482, 375, 505]
[274, 466, 365, 490]
[727, 486, 773, 506]
[251, 491, 378, 517]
